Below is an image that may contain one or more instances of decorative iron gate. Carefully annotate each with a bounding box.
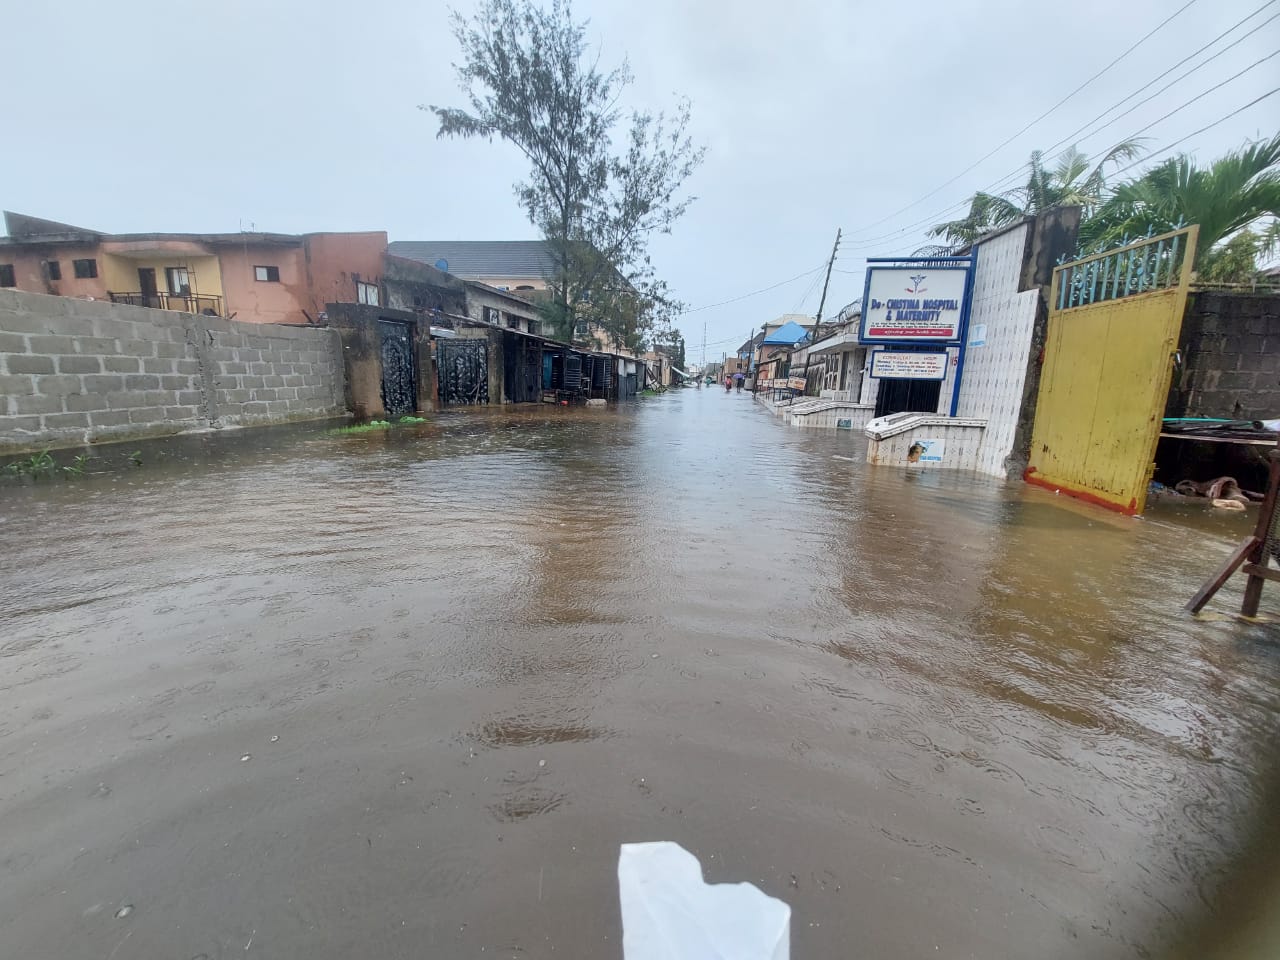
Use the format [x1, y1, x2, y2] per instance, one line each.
[438, 338, 489, 406]
[378, 320, 417, 417]
[1025, 226, 1198, 515]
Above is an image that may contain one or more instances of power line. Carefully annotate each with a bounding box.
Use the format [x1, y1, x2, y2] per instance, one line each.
[1032, 2, 1280, 164]
[835, 48, 1280, 258]
[1109, 86, 1280, 177]
[833, 1, 1278, 254]
[675, 263, 826, 316]
[791, 269, 825, 313]
[867, 88, 1280, 259]
[1115, 50, 1280, 145]
[841, 0, 1200, 238]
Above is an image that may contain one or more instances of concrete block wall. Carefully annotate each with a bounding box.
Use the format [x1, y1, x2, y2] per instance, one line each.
[200, 316, 345, 426]
[0, 289, 346, 452]
[1171, 292, 1280, 420]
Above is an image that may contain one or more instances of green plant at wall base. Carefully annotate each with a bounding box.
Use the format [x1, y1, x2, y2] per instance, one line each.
[399, 416, 427, 424]
[61, 455, 89, 478]
[128, 451, 143, 466]
[4, 449, 58, 478]
[328, 420, 395, 435]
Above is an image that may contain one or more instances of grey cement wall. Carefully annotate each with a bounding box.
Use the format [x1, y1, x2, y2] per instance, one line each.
[1170, 291, 1280, 420]
[0, 289, 346, 452]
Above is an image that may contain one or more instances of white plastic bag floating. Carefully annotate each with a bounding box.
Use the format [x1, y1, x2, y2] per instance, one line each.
[618, 841, 791, 960]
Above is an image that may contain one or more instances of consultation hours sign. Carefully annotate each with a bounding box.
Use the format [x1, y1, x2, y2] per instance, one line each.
[858, 264, 971, 344]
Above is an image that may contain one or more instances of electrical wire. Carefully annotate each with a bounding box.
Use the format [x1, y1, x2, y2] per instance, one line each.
[675, 263, 827, 316]
[862, 88, 1280, 260]
[791, 270, 824, 314]
[834, 1, 1279, 253]
[674, 12, 1277, 330]
[1108, 86, 1280, 177]
[834, 55, 1280, 258]
[840, 0, 1200, 238]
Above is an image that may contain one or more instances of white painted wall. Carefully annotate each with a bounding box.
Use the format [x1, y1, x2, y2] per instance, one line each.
[955, 223, 1040, 478]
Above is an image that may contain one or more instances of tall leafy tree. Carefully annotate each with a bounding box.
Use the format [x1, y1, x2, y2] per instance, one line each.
[929, 141, 1142, 248]
[426, 0, 704, 346]
[1081, 133, 1280, 271]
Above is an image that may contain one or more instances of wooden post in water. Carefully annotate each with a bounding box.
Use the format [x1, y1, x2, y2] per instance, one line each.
[1186, 447, 1280, 616]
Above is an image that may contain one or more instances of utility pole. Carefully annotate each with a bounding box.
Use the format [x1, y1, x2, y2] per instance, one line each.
[808, 228, 843, 397]
[814, 228, 842, 333]
[702, 322, 707, 375]
[753, 320, 767, 395]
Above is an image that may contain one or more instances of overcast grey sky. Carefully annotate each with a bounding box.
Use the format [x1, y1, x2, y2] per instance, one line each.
[4, 0, 1277, 359]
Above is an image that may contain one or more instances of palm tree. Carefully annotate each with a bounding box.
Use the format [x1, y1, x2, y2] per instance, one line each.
[1080, 133, 1280, 269]
[929, 141, 1144, 248]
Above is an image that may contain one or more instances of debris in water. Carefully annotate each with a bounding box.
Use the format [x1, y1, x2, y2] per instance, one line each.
[618, 841, 790, 959]
[114, 905, 133, 919]
[538, 759, 546, 768]
[269, 735, 279, 743]
[240, 754, 251, 762]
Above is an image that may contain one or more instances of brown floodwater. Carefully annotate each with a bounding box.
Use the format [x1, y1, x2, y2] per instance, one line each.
[2, 389, 1279, 960]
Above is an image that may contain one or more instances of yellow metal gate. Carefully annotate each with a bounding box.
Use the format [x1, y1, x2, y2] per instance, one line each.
[1025, 226, 1197, 515]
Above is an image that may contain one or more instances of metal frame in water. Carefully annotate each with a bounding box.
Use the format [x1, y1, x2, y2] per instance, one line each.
[1187, 445, 1280, 616]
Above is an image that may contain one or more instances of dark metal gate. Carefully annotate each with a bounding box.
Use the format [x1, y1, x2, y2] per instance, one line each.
[874, 377, 942, 418]
[438, 338, 489, 406]
[503, 333, 541, 403]
[593, 356, 611, 399]
[378, 320, 417, 417]
[564, 355, 582, 394]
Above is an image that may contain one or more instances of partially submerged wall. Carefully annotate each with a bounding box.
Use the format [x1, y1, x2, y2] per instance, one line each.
[954, 221, 1041, 477]
[954, 207, 1079, 479]
[1169, 291, 1280, 420]
[0, 289, 345, 452]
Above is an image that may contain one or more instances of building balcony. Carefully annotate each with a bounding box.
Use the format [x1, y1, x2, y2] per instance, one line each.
[108, 291, 223, 316]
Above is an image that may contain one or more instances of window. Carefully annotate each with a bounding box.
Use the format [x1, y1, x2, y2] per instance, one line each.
[0, 264, 15, 287]
[73, 258, 98, 279]
[515, 285, 535, 291]
[357, 281, 379, 305]
[44, 260, 61, 281]
[483, 306, 501, 325]
[254, 265, 280, 282]
[165, 266, 190, 295]
[507, 315, 521, 329]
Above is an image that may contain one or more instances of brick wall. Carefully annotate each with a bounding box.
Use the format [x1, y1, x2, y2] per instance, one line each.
[0, 289, 346, 452]
[1170, 291, 1280, 420]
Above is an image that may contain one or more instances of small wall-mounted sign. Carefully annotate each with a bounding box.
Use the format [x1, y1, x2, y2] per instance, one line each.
[906, 438, 945, 463]
[837, 418, 852, 429]
[787, 376, 807, 391]
[869, 350, 948, 380]
[968, 323, 987, 347]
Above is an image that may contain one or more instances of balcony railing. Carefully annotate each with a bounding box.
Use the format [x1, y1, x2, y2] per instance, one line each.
[108, 291, 223, 316]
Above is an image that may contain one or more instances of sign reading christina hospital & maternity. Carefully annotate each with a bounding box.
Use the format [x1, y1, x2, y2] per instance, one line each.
[859, 265, 970, 343]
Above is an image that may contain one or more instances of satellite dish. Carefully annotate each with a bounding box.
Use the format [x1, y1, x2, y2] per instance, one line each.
[434, 258, 449, 272]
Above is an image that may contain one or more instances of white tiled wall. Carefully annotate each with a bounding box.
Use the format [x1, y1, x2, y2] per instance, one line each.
[955, 224, 1040, 478]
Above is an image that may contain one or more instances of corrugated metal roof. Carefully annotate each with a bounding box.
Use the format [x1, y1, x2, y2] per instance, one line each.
[387, 240, 555, 279]
[763, 320, 811, 345]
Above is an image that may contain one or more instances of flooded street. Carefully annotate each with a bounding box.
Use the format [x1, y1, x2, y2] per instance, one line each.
[2, 389, 1279, 959]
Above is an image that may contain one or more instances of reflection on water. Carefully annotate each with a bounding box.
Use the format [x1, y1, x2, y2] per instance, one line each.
[0, 390, 1278, 959]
